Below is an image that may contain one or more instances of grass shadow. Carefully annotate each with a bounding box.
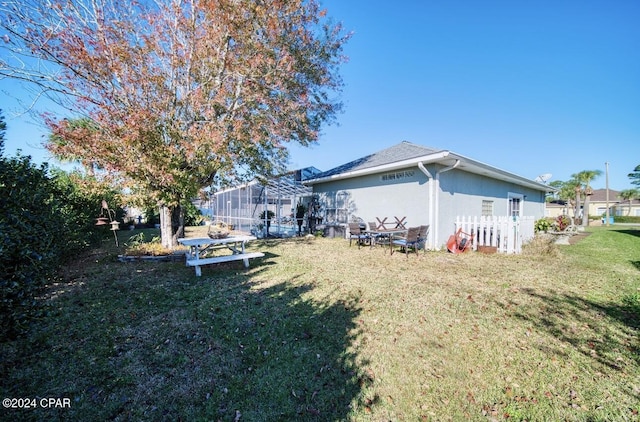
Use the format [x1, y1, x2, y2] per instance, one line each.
[500, 288, 640, 372]
[615, 229, 640, 238]
[0, 249, 365, 421]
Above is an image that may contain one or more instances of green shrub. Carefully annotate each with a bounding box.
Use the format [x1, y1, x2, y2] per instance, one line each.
[49, 169, 119, 255]
[614, 215, 640, 224]
[123, 233, 175, 256]
[183, 200, 203, 226]
[0, 143, 118, 339]
[0, 153, 64, 339]
[534, 218, 552, 233]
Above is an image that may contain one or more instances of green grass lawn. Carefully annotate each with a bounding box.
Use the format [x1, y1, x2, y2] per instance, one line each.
[1, 226, 639, 421]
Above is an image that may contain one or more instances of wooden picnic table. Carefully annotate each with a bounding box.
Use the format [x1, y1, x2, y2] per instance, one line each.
[178, 235, 264, 276]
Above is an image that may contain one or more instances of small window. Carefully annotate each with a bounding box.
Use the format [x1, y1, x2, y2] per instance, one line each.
[482, 200, 494, 217]
[508, 194, 523, 217]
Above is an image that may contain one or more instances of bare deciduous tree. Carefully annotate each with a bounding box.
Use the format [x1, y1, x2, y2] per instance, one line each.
[1, 0, 350, 247]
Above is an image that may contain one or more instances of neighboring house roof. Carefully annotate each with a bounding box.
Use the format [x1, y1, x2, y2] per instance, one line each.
[617, 198, 640, 206]
[546, 201, 566, 207]
[305, 141, 553, 192]
[589, 188, 620, 202]
[588, 189, 640, 207]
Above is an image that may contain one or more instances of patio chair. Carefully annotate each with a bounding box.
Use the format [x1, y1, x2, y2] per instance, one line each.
[367, 221, 385, 247]
[417, 225, 430, 252]
[348, 222, 371, 248]
[391, 226, 421, 256]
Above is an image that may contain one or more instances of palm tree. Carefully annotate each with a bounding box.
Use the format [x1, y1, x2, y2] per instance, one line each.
[628, 164, 640, 187]
[557, 178, 580, 220]
[571, 170, 603, 226]
[549, 179, 578, 218]
[618, 188, 639, 216]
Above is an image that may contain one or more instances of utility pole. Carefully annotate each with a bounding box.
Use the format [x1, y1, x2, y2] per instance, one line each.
[605, 162, 610, 227]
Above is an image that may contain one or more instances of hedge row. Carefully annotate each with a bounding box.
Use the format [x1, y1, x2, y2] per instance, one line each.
[0, 146, 114, 340]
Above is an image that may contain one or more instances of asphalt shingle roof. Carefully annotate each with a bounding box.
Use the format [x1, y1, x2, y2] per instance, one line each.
[589, 188, 619, 202]
[312, 141, 440, 179]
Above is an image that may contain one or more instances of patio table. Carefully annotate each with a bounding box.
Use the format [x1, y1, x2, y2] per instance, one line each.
[365, 228, 407, 253]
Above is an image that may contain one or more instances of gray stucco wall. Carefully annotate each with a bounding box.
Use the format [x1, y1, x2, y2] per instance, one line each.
[436, 168, 545, 247]
[310, 163, 546, 249]
[312, 167, 431, 229]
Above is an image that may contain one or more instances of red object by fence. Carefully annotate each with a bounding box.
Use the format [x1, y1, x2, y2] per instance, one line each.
[446, 228, 474, 254]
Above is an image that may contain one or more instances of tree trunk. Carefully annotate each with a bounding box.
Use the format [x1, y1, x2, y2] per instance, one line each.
[582, 195, 591, 227]
[574, 190, 582, 224]
[172, 204, 185, 245]
[159, 203, 185, 249]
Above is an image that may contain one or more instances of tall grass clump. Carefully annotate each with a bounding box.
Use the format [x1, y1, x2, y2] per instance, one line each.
[522, 234, 560, 256]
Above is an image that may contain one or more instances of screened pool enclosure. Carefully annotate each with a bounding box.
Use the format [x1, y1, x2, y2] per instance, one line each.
[196, 167, 322, 238]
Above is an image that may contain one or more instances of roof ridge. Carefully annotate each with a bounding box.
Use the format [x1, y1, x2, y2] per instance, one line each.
[311, 141, 440, 179]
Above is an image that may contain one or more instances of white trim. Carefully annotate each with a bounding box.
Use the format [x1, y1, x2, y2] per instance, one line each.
[304, 150, 554, 193]
[417, 162, 434, 249]
[304, 151, 451, 185]
[434, 160, 461, 247]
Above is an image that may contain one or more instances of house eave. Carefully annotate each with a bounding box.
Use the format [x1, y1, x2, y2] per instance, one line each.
[304, 151, 451, 185]
[447, 152, 556, 192]
[305, 150, 554, 192]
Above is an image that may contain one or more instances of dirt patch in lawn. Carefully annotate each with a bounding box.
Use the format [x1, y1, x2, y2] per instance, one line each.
[568, 231, 592, 244]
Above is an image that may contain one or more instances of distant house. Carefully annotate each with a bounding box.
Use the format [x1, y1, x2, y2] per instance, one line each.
[304, 142, 552, 249]
[588, 189, 640, 218]
[615, 198, 640, 217]
[587, 189, 618, 219]
[545, 201, 568, 219]
[545, 189, 640, 222]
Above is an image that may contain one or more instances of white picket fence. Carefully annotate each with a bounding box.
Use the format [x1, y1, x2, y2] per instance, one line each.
[454, 216, 535, 254]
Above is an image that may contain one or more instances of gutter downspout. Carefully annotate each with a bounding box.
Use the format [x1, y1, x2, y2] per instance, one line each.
[417, 162, 434, 249]
[434, 160, 460, 249]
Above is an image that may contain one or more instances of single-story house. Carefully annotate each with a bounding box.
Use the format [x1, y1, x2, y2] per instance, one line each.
[545, 201, 568, 219]
[615, 198, 640, 217]
[304, 141, 553, 250]
[545, 189, 640, 221]
[587, 189, 619, 217]
[588, 188, 640, 218]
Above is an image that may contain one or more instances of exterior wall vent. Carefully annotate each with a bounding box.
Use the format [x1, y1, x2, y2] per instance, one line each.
[381, 170, 415, 181]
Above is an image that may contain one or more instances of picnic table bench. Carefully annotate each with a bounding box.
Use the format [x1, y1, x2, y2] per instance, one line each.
[178, 235, 264, 276]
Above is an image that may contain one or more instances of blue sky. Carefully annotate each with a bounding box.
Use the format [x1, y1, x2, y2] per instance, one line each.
[2, 0, 639, 190]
